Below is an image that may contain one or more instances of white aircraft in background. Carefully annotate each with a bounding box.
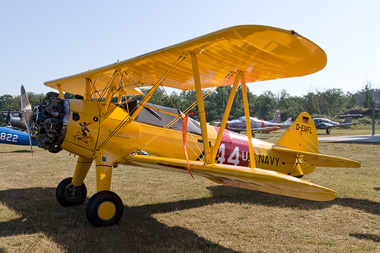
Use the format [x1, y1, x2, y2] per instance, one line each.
[225, 110, 291, 136]
[313, 114, 362, 134]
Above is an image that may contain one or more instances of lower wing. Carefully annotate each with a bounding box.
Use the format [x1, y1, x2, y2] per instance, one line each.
[126, 155, 336, 201]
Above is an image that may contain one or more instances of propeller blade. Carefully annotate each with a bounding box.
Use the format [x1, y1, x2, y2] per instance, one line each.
[20, 85, 34, 155]
[25, 122, 34, 156]
[21, 85, 32, 111]
[6, 108, 11, 125]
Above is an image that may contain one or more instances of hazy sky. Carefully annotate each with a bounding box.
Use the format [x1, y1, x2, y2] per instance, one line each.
[1, 0, 379, 97]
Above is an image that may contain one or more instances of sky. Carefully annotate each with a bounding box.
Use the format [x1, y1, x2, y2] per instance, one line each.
[1, 0, 380, 98]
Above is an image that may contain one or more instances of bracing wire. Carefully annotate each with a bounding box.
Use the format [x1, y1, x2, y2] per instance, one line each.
[97, 71, 119, 101]
[97, 54, 187, 150]
[287, 128, 325, 155]
[140, 72, 234, 161]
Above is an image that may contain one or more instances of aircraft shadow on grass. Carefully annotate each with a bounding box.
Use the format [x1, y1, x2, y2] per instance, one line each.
[350, 233, 380, 243]
[0, 150, 32, 154]
[1, 186, 380, 252]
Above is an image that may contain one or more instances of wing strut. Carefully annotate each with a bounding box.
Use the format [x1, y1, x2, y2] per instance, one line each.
[208, 71, 256, 170]
[191, 52, 211, 164]
[101, 71, 121, 115]
[210, 73, 240, 161]
[57, 84, 65, 99]
[182, 114, 194, 178]
[240, 71, 256, 169]
[85, 78, 92, 100]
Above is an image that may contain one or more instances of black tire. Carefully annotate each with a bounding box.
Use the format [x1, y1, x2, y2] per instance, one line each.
[251, 132, 255, 138]
[56, 177, 87, 207]
[326, 128, 331, 134]
[86, 191, 123, 227]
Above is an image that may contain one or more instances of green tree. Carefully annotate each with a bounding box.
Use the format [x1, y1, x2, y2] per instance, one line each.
[283, 96, 304, 119]
[255, 91, 277, 120]
[303, 92, 320, 115]
[345, 92, 358, 109]
[0, 94, 13, 111]
[363, 82, 372, 108]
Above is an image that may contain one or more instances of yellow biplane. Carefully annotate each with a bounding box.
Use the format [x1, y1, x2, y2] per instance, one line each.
[22, 25, 360, 227]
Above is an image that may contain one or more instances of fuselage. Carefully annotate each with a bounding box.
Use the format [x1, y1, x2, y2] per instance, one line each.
[313, 118, 339, 129]
[0, 126, 37, 146]
[33, 96, 301, 176]
[226, 116, 289, 133]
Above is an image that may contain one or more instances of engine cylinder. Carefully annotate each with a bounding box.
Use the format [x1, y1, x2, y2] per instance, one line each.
[32, 92, 70, 153]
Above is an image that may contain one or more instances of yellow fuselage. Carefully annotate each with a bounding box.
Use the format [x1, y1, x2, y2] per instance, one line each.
[60, 99, 304, 177]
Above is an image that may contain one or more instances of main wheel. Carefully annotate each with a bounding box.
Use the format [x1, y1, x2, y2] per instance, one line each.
[56, 177, 87, 207]
[326, 128, 331, 134]
[86, 191, 123, 227]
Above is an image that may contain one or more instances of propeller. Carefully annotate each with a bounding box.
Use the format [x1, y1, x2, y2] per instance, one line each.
[21, 85, 34, 155]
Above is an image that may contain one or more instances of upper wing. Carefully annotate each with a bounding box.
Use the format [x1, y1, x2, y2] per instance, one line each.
[44, 25, 327, 98]
[127, 154, 336, 201]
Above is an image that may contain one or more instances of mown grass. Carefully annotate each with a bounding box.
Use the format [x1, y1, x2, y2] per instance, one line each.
[0, 126, 380, 252]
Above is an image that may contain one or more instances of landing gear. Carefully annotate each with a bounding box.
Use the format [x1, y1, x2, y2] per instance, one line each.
[86, 191, 123, 227]
[56, 177, 87, 206]
[326, 128, 331, 134]
[251, 132, 256, 138]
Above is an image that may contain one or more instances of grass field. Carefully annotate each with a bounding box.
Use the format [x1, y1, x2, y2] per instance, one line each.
[1, 125, 380, 252]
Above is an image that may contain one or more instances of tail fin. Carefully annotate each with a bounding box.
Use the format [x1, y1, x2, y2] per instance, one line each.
[272, 110, 281, 123]
[276, 112, 318, 153]
[343, 116, 352, 123]
[283, 117, 292, 125]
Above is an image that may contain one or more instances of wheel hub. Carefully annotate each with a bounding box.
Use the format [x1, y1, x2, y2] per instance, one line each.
[97, 201, 116, 221]
[64, 184, 81, 201]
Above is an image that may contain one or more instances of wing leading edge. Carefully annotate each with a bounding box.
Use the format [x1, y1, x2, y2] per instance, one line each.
[127, 155, 336, 201]
[44, 25, 327, 98]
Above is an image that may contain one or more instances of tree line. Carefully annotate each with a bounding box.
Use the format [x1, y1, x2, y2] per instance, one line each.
[144, 83, 379, 122]
[1, 83, 379, 124]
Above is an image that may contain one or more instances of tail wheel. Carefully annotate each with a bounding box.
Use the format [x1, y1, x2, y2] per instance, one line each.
[86, 191, 123, 227]
[326, 128, 331, 134]
[56, 177, 87, 206]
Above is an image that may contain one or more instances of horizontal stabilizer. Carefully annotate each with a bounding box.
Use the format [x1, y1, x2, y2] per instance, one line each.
[127, 155, 336, 201]
[272, 146, 361, 168]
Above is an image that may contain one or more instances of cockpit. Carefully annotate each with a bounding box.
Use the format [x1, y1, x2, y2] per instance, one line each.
[119, 100, 202, 135]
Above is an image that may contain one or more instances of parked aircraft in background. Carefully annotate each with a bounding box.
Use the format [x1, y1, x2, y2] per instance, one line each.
[0, 126, 37, 146]
[1, 109, 27, 131]
[225, 112, 292, 136]
[0, 109, 37, 146]
[313, 114, 362, 134]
